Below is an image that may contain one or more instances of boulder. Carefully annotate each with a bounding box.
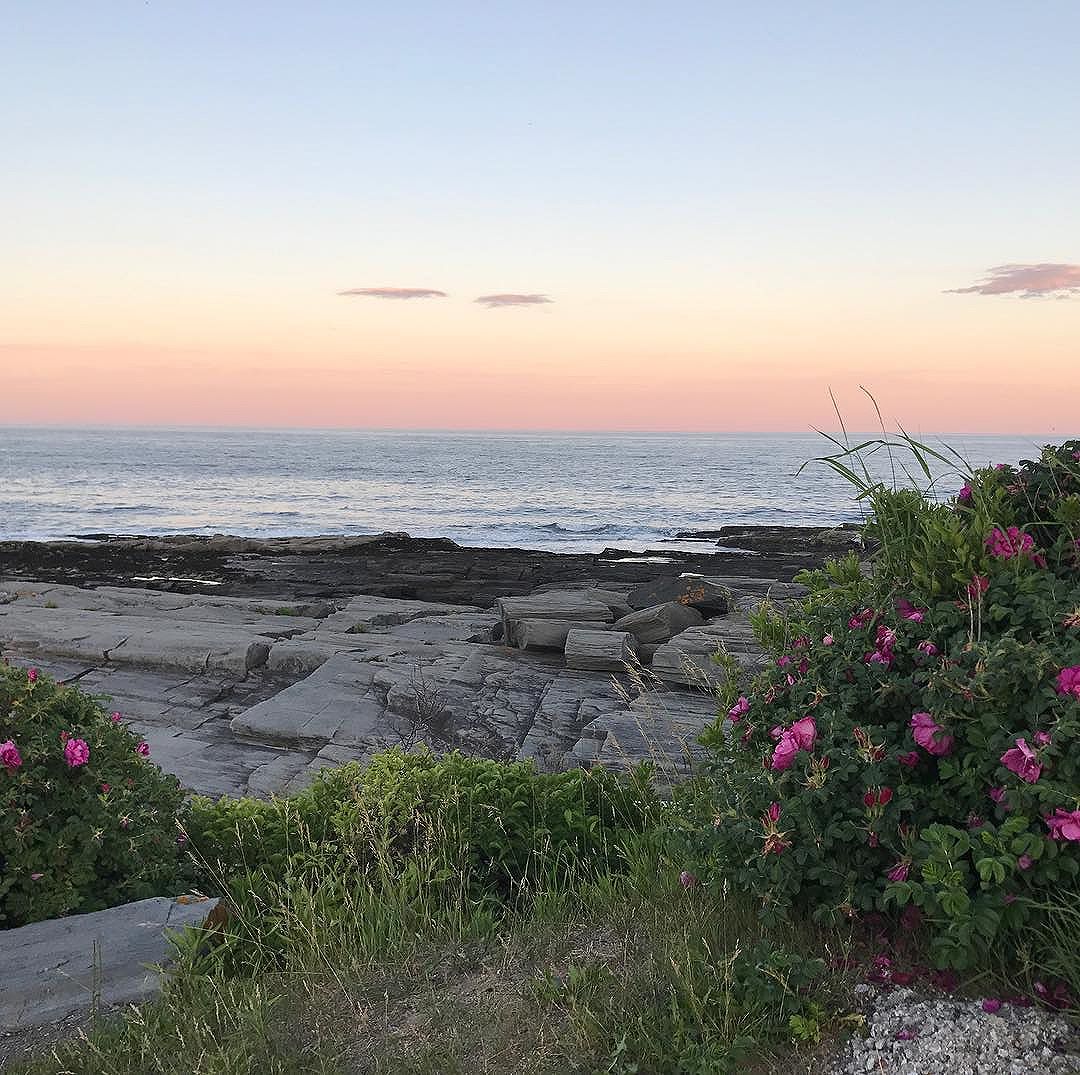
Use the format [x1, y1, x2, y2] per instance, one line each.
[564, 629, 637, 672]
[626, 576, 731, 615]
[613, 601, 704, 646]
[513, 618, 609, 651]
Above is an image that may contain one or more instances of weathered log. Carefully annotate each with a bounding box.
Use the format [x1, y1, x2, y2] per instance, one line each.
[514, 618, 610, 651]
[564, 629, 637, 671]
[613, 601, 704, 645]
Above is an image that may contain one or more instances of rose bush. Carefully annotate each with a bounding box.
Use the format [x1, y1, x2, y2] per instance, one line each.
[684, 440, 1080, 969]
[0, 664, 186, 927]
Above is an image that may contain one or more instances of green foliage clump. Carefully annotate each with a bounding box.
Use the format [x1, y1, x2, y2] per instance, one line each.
[188, 749, 657, 904]
[0, 664, 186, 927]
[686, 440, 1080, 969]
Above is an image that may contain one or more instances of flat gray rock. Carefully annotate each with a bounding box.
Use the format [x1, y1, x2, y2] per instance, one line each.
[0, 895, 217, 1033]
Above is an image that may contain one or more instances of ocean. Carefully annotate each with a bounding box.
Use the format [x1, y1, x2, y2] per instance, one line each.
[0, 427, 1057, 553]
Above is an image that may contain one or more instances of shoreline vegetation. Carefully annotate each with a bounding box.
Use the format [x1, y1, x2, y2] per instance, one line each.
[2, 438, 1080, 1073]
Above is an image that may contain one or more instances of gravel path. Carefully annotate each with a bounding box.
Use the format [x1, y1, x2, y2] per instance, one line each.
[829, 988, 1080, 1074]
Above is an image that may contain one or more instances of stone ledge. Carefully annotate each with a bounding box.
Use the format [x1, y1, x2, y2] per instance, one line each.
[0, 895, 217, 1032]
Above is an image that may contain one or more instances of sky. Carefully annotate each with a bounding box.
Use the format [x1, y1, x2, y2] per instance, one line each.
[2, 2, 1079, 434]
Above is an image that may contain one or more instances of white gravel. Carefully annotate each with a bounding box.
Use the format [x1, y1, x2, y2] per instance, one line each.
[829, 987, 1080, 1075]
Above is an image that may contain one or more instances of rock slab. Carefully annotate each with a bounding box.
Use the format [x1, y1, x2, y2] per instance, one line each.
[0, 895, 218, 1032]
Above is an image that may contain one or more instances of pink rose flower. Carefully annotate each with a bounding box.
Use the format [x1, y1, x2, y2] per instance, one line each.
[896, 599, 925, 623]
[957, 483, 973, 504]
[1034, 731, 1051, 746]
[136, 741, 151, 757]
[982, 999, 1003, 1014]
[1000, 738, 1042, 784]
[988, 787, 1006, 804]
[27, 668, 39, 684]
[788, 716, 817, 752]
[770, 734, 800, 771]
[898, 750, 920, 768]
[64, 737, 90, 768]
[917, 640, 939, 657]
[822, 634, 834, 646]
[767, 801, 781, 823]
[910, 712, 954, 757]
[1045, 809, 1080, 842]
[728, 696, 750, 722]
[1017, 854, 1033, 870]
[111, 711, 123, 724]
[0, 739, 22, 771]
[1055, 666, 1080, 698]
[678, 870, 697, 890]
[986, 526, 1036, 561]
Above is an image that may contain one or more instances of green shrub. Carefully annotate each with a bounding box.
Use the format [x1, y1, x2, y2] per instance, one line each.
[187, 749, 657, 905]
[684, 441, 1080, 969]
[0, 664, 186, 927]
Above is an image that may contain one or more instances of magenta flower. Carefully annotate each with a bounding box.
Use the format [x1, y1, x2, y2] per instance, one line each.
[0, 739, 22, 771]
[788, 716, 817, 751]
[767, 801, 781, 823]
[1000, 739, 1041, 784]
[1045, 808, 1080, 842]
[957, 483, 973, 504]
[898, 750, 920, 768]
[822, 633, 834, 646]
[678, 870, 697, 890]
[64, 737, 90, 769]
[770, 734, 800, 771]
[770, 716, 816, 771]
[793, 636, 810, 649]
[1055, 666, 1080, 698]
[848, 608, 875, 629]
[777, 655, 791, 668]
[986, 526, 1036, 560]
[27, 667, 39, 684]
[1034, 731, 1051, 746]
[728, 695, 750, 722]
[917, 640, 939, 657]
[910, 712, 954, 757]
[982, 999, 1003, 1014]
[110, 711, 123, 724]
[1018, 854, 1033, 870]
[136, 741, 151, 757]
[886, 861, 910, 883]
[896, 599, 925, 623]
[966, 574, 989, 600]
[988, 787, 1006, 804]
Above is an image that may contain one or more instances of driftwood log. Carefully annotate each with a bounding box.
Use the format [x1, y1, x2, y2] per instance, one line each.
[564, 629, 637, 671]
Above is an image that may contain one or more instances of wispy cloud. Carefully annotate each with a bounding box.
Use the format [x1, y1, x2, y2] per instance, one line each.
[474, 293, 553, 308]
[338, 287, 447, 300]
[946, 264, 1080, 298]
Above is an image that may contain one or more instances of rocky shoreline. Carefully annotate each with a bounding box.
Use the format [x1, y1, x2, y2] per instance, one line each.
[0, 525, 860, 603]
[0, 527, 859, 801]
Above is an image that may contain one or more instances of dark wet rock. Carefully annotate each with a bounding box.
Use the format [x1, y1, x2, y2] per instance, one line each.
[626, 576, 731, 615]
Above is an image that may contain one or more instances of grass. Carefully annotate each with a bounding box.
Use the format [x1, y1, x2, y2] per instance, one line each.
[8, 828, 856, 1075]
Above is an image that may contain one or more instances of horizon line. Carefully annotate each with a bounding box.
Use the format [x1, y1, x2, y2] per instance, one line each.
[0, 421, 1066, 440]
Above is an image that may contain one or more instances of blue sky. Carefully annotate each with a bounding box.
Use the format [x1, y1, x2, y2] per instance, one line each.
[3, 2, 1079, 431]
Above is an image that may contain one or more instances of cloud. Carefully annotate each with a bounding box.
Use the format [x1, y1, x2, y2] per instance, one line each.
[474, 293, 553, 308]
[946, 264, 1080, 298]
[338, 287, 447, 300]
